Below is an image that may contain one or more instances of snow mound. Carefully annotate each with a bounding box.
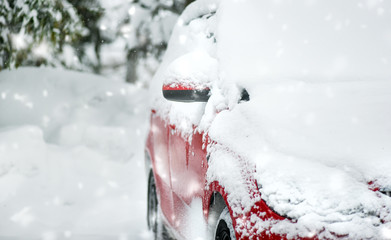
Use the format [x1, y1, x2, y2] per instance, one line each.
[0, 126, 46, 177]
[0, 67, 151, 239]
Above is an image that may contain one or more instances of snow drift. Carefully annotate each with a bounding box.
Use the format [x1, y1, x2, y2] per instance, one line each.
[0, 67, 151, 239]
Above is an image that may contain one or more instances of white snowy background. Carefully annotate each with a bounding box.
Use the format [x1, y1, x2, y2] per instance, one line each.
[2, 0, 391, 239]
[0, 67, 152, 240]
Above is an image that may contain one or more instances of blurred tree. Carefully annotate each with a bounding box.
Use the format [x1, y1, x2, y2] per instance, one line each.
[95, 0, 194, 83]
[68, 0, 104, 73]
[0, 0, 84, 70]
[0, 0, 194, 84]
[124, 0, 195, 84]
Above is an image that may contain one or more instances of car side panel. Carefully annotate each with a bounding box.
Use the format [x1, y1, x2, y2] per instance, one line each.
[186, 131, 208, 202]
[147, 114, 303, 240]
[169, 128, 207, 203]
[168, 124, 189, 231]
[148, 113, 175, 226]
[169, 129, 209, 237]
[204, 182, 291, 240]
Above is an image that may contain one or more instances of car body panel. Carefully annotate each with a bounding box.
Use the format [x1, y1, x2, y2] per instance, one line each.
[147, 113, 174, 227]
[146, 112, 302, 239]
[145, 1, 391, 238]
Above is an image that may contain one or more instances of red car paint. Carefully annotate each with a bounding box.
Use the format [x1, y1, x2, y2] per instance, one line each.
[162, 85, 210, 91]
[145, 112, 309, 239]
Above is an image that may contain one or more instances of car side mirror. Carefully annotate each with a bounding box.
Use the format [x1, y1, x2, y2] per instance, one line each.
[162, 50, 217, 103]
[162, 84, 210, 102]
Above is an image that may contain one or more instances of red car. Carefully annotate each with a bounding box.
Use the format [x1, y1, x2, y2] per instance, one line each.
[145, 0, 391, 239]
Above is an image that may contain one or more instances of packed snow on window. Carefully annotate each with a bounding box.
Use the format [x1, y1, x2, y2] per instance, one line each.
[0, 67, 152, 240]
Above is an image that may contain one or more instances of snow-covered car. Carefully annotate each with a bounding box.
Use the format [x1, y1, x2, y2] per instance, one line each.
[145, 0, 391, 239]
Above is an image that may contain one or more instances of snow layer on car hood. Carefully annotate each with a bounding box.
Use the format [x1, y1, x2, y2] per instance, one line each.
[206, 0, 391, 238]
[207, 79, 391, 238]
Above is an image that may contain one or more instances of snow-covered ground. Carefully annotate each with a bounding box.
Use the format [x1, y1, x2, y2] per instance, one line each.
[0, 67, 152, 240]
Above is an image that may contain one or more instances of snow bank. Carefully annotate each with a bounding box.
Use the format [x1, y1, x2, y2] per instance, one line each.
[0, 126, 46, 177]
[0, 67, 151, 239]
[0, 67, 147, 160]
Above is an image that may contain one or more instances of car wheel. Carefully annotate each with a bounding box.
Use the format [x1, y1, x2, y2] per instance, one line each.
[215, 207, 236, 240]
[147, 171, 158, 233]
[147, 171, 171, 240]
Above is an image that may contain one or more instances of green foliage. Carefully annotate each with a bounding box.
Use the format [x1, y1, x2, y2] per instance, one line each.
[0, 0, 193, 82]
[125, 0, 195, 83]
[68, 0, 104, 73]
[0, 0, 84, 70]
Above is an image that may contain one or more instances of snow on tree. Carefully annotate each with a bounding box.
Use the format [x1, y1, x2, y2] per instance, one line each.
[67, 0, 104, 73]
[1, 0, 194, 84]
[125, 0, 195, 85]
[97, 0, 194, 84]
[0, 0, 84, 70]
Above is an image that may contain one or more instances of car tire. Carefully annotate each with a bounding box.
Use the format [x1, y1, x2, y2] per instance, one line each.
[147, 171, 172, 240]
[214, 207, 236, 240]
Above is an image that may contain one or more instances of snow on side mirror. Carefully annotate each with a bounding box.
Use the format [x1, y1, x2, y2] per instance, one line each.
[162, 50, 217, 103]
[162, 84, 210, 102]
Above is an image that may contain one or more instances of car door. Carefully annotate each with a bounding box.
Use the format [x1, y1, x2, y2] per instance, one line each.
[168, 124, 190, 230]
[150, 114, 175, 226]
[186, 131, 208, 202]
[168, 125, 208, 235]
